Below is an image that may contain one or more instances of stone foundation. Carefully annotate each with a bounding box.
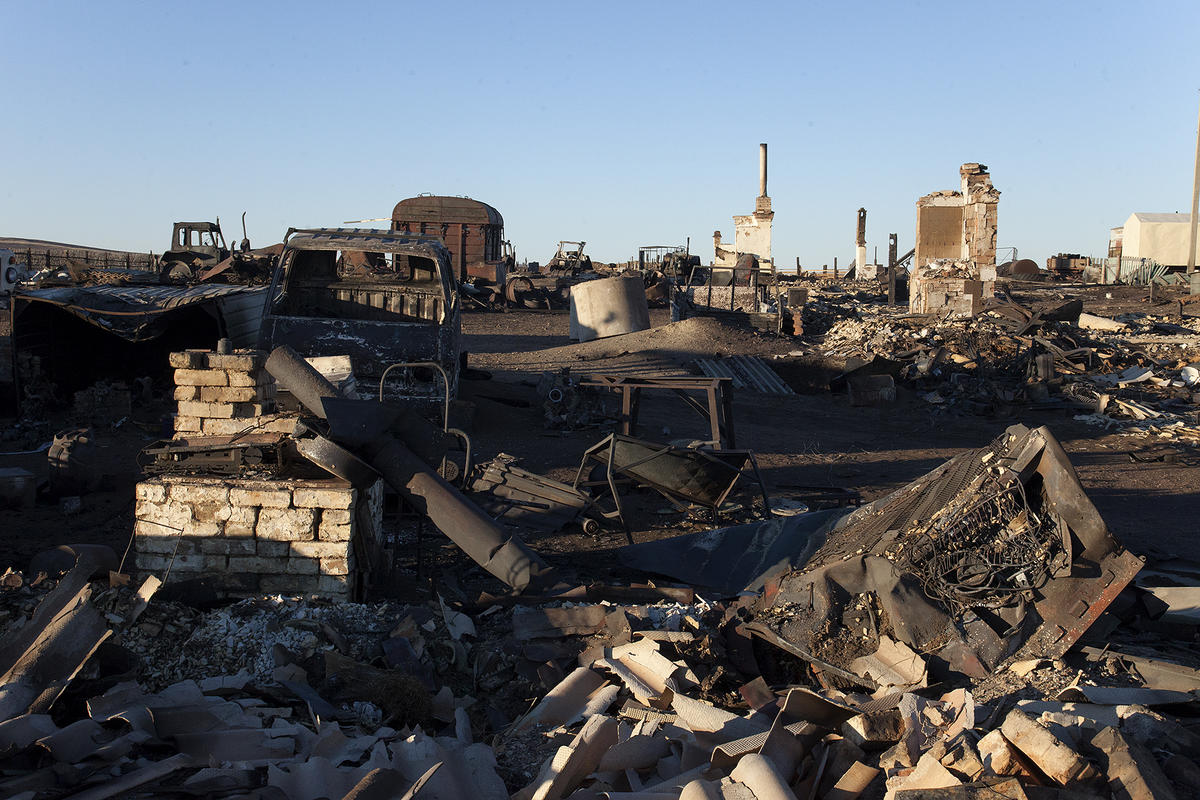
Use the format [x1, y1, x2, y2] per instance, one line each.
[134, 475, 384, 600]
[909, 260, 995, 318]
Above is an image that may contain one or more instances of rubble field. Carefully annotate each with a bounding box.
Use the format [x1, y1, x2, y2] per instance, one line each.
[2, 277, 1200, 800]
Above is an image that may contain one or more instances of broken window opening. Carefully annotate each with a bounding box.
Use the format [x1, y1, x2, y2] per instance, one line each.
[274, 248, 446, 325]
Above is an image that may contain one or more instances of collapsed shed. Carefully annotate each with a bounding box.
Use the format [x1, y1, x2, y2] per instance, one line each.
[1, 284, 265, 411]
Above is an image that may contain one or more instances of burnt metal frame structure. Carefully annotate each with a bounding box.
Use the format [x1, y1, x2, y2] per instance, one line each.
[572, 433, 770, 542]
[680, 255, 785, 334]
[579, 374, 736, 449]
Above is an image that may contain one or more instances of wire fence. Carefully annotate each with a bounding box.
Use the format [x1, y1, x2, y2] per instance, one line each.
[9, 246, 157, 273]
[1081, 256, 1167, 285]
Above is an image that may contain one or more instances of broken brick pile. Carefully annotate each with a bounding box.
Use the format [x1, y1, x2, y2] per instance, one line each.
[169, 348, 291, 437]
[908, 258, 996, 317]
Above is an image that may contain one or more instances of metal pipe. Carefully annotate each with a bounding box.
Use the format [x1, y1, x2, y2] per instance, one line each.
[362, 435, 551, 590]
[267, 346, 553, 591]
[265, 345, 339, 419]
[758, 143, 768, 197]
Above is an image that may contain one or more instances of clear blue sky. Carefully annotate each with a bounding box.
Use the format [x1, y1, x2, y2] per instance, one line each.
[3, 0, 1199, 269]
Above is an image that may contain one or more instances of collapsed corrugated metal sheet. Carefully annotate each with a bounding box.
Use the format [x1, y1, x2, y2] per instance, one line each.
[14, 284, 267, 344]
[618, 511, 841, 596]
[747, 424, 1142, 686]
[695, 356, 794, 396]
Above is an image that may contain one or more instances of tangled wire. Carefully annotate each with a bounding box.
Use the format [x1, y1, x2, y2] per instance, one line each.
[902, 474, 1060, 613]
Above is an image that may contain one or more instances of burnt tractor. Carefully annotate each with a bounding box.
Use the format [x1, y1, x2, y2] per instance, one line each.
[159, 214, 274, 284]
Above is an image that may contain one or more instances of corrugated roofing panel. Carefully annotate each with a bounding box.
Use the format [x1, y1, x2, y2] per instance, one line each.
[694, 356, 794, 396]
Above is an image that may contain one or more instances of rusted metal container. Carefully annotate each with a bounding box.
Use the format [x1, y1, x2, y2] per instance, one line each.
[391, 195, 506, 283]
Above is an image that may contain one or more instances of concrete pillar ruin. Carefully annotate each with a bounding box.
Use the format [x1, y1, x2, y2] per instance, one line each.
[714, 144, 775, 268]
[856, 208, 868, 272]
[914, 163, 1000, 270]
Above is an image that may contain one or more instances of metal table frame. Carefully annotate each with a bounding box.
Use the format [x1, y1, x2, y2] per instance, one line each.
[579, 375, 736, 449]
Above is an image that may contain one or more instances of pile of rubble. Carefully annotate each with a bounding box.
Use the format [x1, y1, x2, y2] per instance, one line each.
[798, 288, 1200, 441]
[3, 423, 1199, 799]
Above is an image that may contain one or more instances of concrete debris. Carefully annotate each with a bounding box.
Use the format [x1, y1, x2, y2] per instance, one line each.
[0, 488, 1197, 800]
[5, 192, 1200, 800]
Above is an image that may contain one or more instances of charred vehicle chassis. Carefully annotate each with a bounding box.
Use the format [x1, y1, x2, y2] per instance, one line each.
[257, 228, 461, 407]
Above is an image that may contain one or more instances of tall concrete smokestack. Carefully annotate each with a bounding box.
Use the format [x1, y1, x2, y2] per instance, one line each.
[758, 143, 768, 197]
[856, 208, 868, 271]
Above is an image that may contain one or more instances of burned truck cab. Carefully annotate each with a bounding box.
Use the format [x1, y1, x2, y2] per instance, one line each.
[258, 228, 461, 407]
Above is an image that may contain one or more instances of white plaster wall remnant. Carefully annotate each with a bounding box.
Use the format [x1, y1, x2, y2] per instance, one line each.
[713, 231, 738, 268]
[913, 163, 999, 271]
[713, 144, 775, 268]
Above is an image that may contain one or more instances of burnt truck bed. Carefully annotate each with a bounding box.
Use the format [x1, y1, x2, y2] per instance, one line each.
[258, 228, 461, 404]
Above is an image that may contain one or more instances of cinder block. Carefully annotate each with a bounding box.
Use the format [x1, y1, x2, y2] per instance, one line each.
[228, 370, 274, 388]
[231, 402, 270, 417]
[155, 553, 212, 573]
[199, 537, 257, 555]
[201, 418, 257, 436]
[168, 351, 207, 369]
[293, 487, 355, 510]
[185, 401, 271, 419]
[202, 416, 295, 436]
[256, 507, 315, 541]
[257, 540, 290, 557]
[285, 558, 320, 575]
[256, 416, 299, 433]
[191, 502, 232, 524]
[319, 557, 350, 575]
[317, 575, 350, 594]
[176, 400, 221, 418]
[320, 509, 352, 526]
[135, 531, 195, 554]
[173, 416, 203, 433]
[205, 352, 264, 371]
[317, 522, 353, 542]
[167, 482, 230, 506]
[135, 553, 171, 571]
[199, 385, 276, 404]
[174, 386, 200, 402]
[135, 500, 192, 534]
[135, 482, 167, 503]
[226, 573, 262, 593]
[181, 520, 222, 538]
[225, 506, 259, 537]
[289, 540, 350, 559]
[230, 487, 292, 508]
[174, 368, 228, 387]
[229, 555, 288, 574]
